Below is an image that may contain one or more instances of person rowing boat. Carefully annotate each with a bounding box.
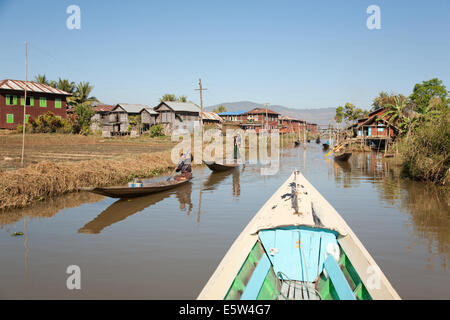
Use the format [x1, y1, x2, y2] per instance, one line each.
[174, 151, 193, 181]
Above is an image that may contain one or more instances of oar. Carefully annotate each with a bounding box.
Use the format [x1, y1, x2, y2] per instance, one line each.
[324, 143, 343, 158]
[167, 149, 190, 181]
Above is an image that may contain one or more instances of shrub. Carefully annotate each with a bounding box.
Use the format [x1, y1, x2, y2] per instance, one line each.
[149, 124, 164, 137]
[400, 110, 450, 185]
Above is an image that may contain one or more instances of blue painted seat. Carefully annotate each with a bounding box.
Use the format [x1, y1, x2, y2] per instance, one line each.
[259, 228, 337, 282]
[240, 253, 271, 300]
[323, 255, 356, 300]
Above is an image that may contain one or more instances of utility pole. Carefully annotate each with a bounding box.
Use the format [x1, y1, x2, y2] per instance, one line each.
[21, 41, 28, 166]
[264, 103, 270, 130]
[196, 79, 207, 135]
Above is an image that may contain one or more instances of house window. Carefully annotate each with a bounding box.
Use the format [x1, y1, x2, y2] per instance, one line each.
[55, 99, 62, 108]
[6, 95, 17, 105]
[255, 115, 258, 121]
[6, 114, 14, 124]
[21, 96, 34, 106]
[40, 97, 47, 107]
[377, 126, 383, 132]
[25, 114, 30, 123]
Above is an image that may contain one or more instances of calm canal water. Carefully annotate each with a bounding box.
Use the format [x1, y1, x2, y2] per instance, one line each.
[1, 144, 449, 299]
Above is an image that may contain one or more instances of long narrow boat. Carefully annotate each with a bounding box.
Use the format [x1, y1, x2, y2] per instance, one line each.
[203, 160, 238, 172]
[322, 143, 330, 151]
[294, 140, 300, 147]
[80, 178, 191, 198]
[198, 170, 400, 300]
[334, 152, 352, 161]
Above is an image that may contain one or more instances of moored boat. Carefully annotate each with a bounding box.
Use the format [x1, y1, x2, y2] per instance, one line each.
[198, 170, 400, 300]
[334, 152, 352, 161]
[80, 178, 192, 198]
[322, 143, 330, 151]
[203, 160, 238, 172]
[316, 137, 321, 144]
[294, 140, 300, 147]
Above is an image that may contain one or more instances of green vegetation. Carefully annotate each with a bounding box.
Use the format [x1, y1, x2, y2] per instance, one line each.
[399, 104, 449, 185]
[34, 74, 99, 134]
[149, 124, 164, 137]
[334, 103, 368, 124]
[160, 93, 188, 102]
[336, 78, 449, 185]
[212, 105, 227, 113]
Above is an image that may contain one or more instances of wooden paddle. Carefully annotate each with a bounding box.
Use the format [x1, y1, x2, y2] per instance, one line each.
[324, 143, 344, 158]
[167, 149, 191, 181]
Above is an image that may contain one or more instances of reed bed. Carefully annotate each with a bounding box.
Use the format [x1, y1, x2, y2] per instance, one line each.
[0, 151, 175, 211]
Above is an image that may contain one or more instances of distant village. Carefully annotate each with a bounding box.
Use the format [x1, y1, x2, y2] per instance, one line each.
[0, 79, 319, 137]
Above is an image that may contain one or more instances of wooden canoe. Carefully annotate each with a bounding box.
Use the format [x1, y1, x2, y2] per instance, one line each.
[334, 152, 352, 161]
[203, 160, 238, 172]
[198, 170, 400, 300]
[294, 140, 300, 147]
[322, 143, 330, 151]
[80, 178, 192, 198]
[316, 137, 321, 144]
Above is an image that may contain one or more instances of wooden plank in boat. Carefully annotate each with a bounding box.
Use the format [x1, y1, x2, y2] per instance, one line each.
[240, 254, 271, 300]
[324, 255, 356, 300]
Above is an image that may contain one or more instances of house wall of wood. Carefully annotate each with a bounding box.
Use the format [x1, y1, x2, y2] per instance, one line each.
[0, 90, 67, 129]
[155, 106, 200, 132]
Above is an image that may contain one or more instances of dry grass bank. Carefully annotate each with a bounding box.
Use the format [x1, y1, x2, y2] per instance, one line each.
[0, 151, 176, 211]
[0, 133, 175, 171]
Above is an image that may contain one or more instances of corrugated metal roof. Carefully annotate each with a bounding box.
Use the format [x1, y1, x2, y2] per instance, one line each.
[218, 110, 247, 116]
[245, 108, 280, 115]
[279, 115, 305, 122]
[201, 111, 223, 122]
[156, 101, 201, 113]
[142, 107, 158, 115]
[93, 105, 115, 112]
[0, 79, 71, 95]
[114, 103, 151, 113]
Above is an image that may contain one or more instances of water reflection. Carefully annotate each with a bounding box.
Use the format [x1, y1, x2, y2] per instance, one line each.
[202, 169, 241, 197]
[78, 182, 193, 234]
[330, 151, 450, 270]
[0, 192, 104, 228]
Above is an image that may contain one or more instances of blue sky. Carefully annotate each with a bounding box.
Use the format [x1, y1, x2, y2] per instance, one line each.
[0, 0, 449, 109]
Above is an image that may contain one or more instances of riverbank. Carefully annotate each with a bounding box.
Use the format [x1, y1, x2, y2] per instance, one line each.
[0, 151, 177, 211]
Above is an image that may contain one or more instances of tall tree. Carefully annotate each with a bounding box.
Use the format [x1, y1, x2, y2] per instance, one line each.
[160, 94, 188, 102]
[334, 106, 344, 123]
[71, 82, 99, 106]
[56, 78, 76, 94]
[213, 105, 227, 113]
[382, 96, 411, 135]
[34, 74, 49, 85]
[372, 92, 406, 111]
[160, 94, 177, 102]
[409, 78, 447, 114]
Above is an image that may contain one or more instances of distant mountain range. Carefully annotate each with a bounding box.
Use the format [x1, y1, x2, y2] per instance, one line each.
[206, 101, 336, 125]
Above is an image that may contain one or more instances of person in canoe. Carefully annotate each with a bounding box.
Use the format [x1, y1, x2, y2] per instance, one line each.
[233, 134, 241, 163]
[174, 151, 193, 181]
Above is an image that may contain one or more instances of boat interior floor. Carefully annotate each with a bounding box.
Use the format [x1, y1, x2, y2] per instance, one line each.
[277, 281, 320, 300]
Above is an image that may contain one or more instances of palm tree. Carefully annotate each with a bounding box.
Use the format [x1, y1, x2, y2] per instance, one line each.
[71, 82, 99, 106]
[56, 78, 76, 94]
[382, 96, 411, 135]
[34, 74, 49, 85]
[372, 92, 406, 111]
